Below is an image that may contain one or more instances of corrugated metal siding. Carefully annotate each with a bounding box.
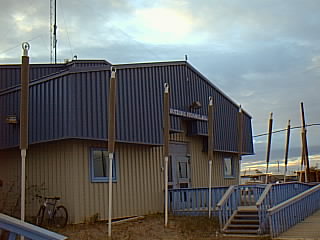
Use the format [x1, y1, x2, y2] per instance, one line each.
[0, 149, 21, 218]
[0, 91, 20, 148]
[242, 111, 254, 154]
[1, 127, 239, 223]
[23, 140, 164, 223]
[0, 65, 66, 91]
[0, 61, 253, 154]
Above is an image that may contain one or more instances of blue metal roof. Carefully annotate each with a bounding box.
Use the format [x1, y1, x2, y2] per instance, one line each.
[0, 60, 254, 154]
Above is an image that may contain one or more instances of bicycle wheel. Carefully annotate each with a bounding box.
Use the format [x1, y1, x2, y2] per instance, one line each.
[36, 206, 45, 226]
[53, 205, 68, 228]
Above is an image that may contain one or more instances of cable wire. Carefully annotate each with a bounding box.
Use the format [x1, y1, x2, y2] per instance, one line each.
[254, 123, 320, 138]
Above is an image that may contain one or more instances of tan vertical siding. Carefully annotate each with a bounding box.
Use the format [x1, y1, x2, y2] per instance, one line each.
[0, 131, 239, 223]
[0, 149, 21, 217]
[15, 140, 164, 223]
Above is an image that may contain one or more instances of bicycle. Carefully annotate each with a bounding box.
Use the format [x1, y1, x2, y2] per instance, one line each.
[35, 195, 68, 228]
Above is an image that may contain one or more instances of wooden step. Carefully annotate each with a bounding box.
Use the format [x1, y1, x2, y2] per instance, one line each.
[234, 214, 259, 219]
[237, 206, 258, 211]
[227, 224, 259, 229]
[224, 229, 258, 234]
[222, 233, 269, 239]
[231, 219, 259, 224]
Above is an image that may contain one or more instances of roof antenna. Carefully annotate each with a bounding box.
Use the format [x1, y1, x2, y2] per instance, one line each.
[185, 54, 188, 61]
[50, 0, 57, 63]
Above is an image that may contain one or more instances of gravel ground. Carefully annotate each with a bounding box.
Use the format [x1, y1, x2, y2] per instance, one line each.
[54, 214, 224, 240]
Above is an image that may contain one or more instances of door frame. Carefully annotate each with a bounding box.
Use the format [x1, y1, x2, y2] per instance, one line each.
[168, 142, 191, 189]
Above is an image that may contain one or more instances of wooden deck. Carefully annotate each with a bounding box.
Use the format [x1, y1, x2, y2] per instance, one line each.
[275, 209, 320, 239]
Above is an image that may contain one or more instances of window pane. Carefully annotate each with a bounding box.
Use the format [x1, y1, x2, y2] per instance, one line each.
[93, 150, 108, 177]
[224, 157, 232, 176]
[178, 162, 188, 178]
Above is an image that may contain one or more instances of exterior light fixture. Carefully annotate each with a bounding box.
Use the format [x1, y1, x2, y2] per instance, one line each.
[6, 115, 18, 124]
[190, 101, 202, 110]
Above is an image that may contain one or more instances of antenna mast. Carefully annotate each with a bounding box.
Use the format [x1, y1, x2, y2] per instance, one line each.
[50, 0, 57, 63]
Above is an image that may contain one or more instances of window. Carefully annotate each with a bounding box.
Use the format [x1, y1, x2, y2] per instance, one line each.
[90, 148, 116, 182]
[224, 157, 234, 178]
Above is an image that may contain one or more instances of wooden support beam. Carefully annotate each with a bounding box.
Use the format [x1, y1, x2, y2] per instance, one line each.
[265, 112, 273, 183]
[284, 120, 291, 182]
[108, 67, 117, 237]
[300, 102, 310, 182]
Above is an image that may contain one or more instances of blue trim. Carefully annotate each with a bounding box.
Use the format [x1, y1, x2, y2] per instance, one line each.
[89, 147, 117, 183]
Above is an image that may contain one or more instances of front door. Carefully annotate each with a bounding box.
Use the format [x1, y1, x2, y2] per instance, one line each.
[168, 143, 191, 189]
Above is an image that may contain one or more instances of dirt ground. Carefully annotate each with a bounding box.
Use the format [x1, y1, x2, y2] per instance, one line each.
[54, 214, 223, 240]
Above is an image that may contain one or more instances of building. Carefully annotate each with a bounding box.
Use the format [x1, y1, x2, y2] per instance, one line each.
[0, 59, 254, 223]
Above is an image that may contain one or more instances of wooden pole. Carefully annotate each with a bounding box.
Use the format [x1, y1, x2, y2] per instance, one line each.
[208, 97, 213, 218]
[20, 42, 30, 225]
[300, 102, 310, 182]
[108, 67, 117, 237]
[238, 106, 244, 184]
[163, 83, 170, 227]
[265, 112, 273, 184]
[284, 120, 291, 182]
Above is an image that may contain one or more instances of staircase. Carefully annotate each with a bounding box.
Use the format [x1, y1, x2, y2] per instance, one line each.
[223, 206, 263, 238]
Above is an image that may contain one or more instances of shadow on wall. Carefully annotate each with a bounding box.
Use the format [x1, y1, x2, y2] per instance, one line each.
[0, 178, 46, 221]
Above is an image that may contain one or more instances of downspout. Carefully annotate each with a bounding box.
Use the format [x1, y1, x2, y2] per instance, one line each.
[163, 83, 170, 227]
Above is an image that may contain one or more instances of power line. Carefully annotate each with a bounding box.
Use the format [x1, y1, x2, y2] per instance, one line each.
[58, 0, 73, 58]
[0, 35, 43, 55]
[254, 123, 320, 138]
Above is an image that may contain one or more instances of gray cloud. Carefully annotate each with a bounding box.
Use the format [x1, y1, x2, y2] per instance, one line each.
[1, 0, 319, 171]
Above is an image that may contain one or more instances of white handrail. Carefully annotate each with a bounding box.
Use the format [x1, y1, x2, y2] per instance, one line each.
[256, 184, 272, 206]
[216, 185, 235, 209]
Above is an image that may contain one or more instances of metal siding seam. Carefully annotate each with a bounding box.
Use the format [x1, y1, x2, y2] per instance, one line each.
[136, 146, 142, 214]
[92, 72, 98, 138]
[27, 88, 32, 143]
[155, 67, 161, 144]
[133, 68, 140, 142]
[120, 69, 127, 141]
[132, 145, 138, 214]
[153, 67, 161, 144]
[81, 73, 87, 137]
[53, 79, 58, 140]
[124, 145, 131, 216]
[43, 81, 48, 141]
[128, 69, 134, 142]
[137, 68, 144, 143]
[88, 72, 93, 138]
[125, 69, 132, 142]
[102, 71, 108, 140]
[139, 68, 146, 143]
[145, 67, 152, 143]
[116, 70, 122, 141]
[97, 71, 103, 139]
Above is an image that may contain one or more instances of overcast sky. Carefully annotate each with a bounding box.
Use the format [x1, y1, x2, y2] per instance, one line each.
[1, 0, 319, 174]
